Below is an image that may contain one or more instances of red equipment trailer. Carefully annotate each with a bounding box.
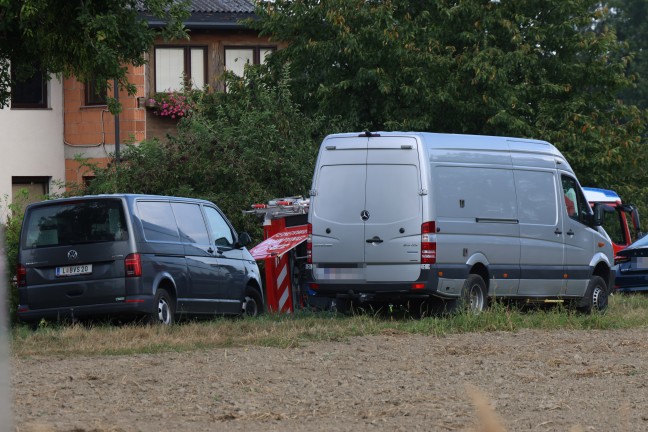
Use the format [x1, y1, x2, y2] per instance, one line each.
[245, 197, 310, 313]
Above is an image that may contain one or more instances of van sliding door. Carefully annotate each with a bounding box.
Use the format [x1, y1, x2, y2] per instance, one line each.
[515, 170, 565, 296]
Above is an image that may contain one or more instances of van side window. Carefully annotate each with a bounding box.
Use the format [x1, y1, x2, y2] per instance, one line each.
[561, 176, 589, 224]
[514, 170, 557, 224]
[435, 167, 517, 219]
[203, 206, 234, 247]
[171, 203, 210, 244]
[137, 201, 180, 242]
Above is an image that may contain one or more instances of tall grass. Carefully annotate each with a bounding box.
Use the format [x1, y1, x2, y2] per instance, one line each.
[11, 294, 648, 358]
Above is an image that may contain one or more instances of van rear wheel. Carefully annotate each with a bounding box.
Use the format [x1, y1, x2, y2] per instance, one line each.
[444, 274, 487, 315]
[149, 288, 175, 325]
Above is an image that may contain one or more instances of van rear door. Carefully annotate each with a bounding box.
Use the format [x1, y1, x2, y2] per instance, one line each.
[20, 198, 130, 310]
[310, 136, 368, 277]
[364, 137, 422, 281]
[310, 135, 423, 283]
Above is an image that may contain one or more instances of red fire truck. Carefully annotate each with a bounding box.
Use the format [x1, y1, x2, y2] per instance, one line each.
[583, 187, 642, 257]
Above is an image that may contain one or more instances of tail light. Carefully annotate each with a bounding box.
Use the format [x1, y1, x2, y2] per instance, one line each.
[306, 223, 312, 264]
[421, 221, 436, 264]
[125, 253, 142, 277]
[16, 264, 27, 287]
[614, 255, 630, 265]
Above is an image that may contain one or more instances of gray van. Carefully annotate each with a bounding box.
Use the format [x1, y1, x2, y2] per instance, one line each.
[305, 132, 614, 314]
[16, 194, 263, 325]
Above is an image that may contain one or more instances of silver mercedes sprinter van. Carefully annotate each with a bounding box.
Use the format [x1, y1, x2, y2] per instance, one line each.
[16, 194, 263, 325]
[305, 132, 614, 314]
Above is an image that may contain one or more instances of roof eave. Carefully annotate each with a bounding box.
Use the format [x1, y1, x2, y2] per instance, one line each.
[147, 20, 250, 30]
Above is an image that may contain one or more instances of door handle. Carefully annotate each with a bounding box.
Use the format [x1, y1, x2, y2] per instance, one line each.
[207, 247, 214, 254]
[366, 236, 384, 244]
[554, 228, 562, 235]
[566, 229, 575, 237]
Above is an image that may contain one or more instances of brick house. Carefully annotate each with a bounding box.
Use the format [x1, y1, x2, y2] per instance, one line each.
[1, 0, 274, 210]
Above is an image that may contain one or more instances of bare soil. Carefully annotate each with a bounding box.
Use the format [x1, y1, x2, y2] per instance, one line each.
[11, 328, 648, 431]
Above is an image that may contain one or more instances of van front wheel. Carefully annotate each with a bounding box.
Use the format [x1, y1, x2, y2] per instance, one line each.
[444, 274, 487, 315]
[149, 288, 175, 325]
[242, 287, 263, 317]
[576, 276, 608, 314]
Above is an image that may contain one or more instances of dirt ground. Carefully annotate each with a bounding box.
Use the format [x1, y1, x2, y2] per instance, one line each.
[10, 328, 648, 432]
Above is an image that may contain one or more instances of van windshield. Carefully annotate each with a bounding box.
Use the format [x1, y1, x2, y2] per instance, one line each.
[23, 199, 129, 249]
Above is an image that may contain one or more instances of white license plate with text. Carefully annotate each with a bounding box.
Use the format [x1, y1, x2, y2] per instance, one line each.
[56, 264, 93, 277]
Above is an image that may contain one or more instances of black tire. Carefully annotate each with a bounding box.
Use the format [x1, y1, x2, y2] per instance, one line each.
[576, 276, 609, 314]
[443, 274, 487, 315]
[150, 288, 175, 325]
[242, 286, 264, 317]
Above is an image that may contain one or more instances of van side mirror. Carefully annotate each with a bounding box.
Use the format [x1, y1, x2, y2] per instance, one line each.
[236, 232, 252, 248]
[592, 203, 615, 227]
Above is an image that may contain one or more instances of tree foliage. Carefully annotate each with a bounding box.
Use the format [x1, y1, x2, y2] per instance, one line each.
[606, 0, 648, 110]
[253, 0, 648, 215]
[0, 0, 189, 108]
[84, 69, 331, 237]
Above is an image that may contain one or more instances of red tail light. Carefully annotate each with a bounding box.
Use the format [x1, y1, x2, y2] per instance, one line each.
[306, 223, 312, 264]
[125, 253, 142, 277]
[421, 221, 436, 264]
[16, 264, 27, 287]
[614, 255, 630, 265]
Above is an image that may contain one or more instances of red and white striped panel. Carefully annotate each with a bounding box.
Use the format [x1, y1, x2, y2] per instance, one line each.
[273, 254, 293, 313]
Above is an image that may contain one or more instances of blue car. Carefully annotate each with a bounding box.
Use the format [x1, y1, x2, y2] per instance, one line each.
[615, 235, 648, 293]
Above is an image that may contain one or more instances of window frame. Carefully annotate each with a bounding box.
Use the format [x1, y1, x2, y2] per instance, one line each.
[12, 176, 50, 206]
[154, 45, 208, 93]
[85, 78, 108, 106]
[203, 206, 235, 248]
[561, 175, 591, 225]
[224, 45, 277, 77]
[10, 69, 48, 109]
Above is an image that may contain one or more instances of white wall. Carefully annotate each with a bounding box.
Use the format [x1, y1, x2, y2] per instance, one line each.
[0, 77, 65, 220]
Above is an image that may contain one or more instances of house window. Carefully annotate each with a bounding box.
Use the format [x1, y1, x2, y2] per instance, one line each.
[224, 46, 276, 77]
[85, 79, 107, 106]
[154, 46, 207, 92]
[11, 70, 48, 109]
[12, 177, 50, 206]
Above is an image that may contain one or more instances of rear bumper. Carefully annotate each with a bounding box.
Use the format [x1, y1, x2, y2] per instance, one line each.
[305, 268, 448, 302]
[17, 295, 154, 323]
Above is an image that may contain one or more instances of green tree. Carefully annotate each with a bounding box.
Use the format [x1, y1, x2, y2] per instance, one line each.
[606, 0, 648, 109]
[253, 0, 648, 219]
[0, 0, 189, 109]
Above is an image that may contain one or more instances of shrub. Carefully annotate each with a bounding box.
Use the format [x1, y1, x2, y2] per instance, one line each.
[86, 66, 346, 239]
[2, 190, 29, 323]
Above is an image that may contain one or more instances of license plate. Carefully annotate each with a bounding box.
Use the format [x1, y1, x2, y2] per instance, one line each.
[636, 258, 648, 269]
[56, 264, 93, 277]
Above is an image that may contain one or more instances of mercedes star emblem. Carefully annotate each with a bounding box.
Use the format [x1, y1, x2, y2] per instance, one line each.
[361, 210, 370, 221]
